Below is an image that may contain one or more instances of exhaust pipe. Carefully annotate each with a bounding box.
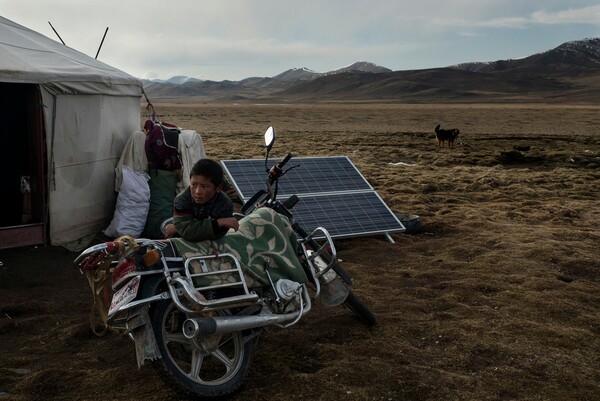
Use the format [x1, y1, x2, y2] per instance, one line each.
[183, 290, 311, 339]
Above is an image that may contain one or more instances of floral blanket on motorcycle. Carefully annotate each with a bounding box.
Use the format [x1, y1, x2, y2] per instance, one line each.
[170, 208, 308, 288]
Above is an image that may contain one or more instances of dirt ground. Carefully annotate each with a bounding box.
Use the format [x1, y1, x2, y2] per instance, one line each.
[1, 103, 599, 401]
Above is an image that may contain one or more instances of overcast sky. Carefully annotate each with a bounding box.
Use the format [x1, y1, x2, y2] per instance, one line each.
[2, 1, 599, 81]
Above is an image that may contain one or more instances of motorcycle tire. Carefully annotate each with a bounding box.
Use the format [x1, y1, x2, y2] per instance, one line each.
[149, 299, 255, 398]
[343, 290, 378, 327]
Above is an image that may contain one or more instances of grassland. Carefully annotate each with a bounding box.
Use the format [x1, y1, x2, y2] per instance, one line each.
[1, 103, 599, 401]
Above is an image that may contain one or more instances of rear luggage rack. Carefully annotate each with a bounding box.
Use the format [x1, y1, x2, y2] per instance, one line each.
[168, 252, 259, 313]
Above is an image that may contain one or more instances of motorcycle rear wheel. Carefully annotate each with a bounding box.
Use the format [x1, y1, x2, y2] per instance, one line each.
[343, 290, 377, 327]
[150, 299, 255, 398]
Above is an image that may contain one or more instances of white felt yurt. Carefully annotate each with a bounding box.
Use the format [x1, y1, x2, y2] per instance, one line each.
[0, 15, 142, 250]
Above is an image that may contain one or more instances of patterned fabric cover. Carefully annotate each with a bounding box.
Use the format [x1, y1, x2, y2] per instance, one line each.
[170, 208, 308, 288]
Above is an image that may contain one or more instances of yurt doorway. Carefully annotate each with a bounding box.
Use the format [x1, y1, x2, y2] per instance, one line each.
[0, 82, 47, 248]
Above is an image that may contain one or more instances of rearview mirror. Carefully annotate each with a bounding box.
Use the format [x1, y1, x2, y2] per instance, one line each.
[264, 126, 275, 151]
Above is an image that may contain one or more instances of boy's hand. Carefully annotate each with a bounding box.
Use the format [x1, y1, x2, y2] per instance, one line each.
[164, 223, 178, 238]
[217, 217, 239, 232]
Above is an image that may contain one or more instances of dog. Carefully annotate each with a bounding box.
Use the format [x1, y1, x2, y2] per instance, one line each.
[434, 124, 460, 148]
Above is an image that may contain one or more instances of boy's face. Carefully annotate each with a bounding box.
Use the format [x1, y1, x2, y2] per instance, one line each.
[190, 175, 221, 205]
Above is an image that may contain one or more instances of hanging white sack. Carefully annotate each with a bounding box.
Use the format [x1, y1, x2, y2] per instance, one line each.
[104, 165, 151, 238]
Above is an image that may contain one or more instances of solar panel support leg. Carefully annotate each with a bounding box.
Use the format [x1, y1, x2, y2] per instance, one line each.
[385, 232, 395, 244]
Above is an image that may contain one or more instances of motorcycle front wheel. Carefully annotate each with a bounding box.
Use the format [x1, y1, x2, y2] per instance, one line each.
[343, 290, 378, 327]
[150, 299, 255, 398]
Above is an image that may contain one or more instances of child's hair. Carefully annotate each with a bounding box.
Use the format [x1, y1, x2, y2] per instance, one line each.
[190, 158, 224, 187]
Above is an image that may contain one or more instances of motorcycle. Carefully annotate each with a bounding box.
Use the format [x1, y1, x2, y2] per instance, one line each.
[74, 126, 376, 398]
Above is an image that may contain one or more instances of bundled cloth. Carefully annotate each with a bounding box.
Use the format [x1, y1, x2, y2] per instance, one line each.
[142, 169, 178, 239]
[104, 166, 150, 238]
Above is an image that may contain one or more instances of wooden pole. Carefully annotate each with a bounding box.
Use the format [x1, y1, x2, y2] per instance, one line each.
[48, 21, 66, 45]
[95, 27, 109, 59]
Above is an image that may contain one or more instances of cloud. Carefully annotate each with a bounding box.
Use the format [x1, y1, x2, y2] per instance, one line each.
[407, 4, 600, 30]
[478, 5, 600, 28]
[531, 6, 600, 24]
[479, 16, 529, 29]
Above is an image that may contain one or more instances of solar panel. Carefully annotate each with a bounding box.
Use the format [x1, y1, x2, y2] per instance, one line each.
[221, 156, 405, 241]
[291, 192, 404, 239]
[222, 156, 372, 200]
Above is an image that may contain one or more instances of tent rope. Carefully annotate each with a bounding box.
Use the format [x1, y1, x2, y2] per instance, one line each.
[141, 87, 157, 123]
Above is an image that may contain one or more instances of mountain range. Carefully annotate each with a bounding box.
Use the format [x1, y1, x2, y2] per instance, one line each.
[142, 38, 600, 103]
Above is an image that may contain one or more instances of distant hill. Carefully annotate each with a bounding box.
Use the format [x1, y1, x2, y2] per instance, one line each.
[451, 38, 600, 73]
[143, 61, 390, 85]
[142, 39, 600, 103]
[272, 67, 321, 81]
[141, 61, 393, 102]
[328, 61, 392, 74]
[146, 75, 204, 84]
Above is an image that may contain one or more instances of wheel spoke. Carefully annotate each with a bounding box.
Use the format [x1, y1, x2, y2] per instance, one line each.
[211, 348, 235, 370]
[190, 349, 205, 378]
[164, 332, 189, 345]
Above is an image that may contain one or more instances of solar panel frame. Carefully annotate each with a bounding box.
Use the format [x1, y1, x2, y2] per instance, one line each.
[221, 156, 405, 240]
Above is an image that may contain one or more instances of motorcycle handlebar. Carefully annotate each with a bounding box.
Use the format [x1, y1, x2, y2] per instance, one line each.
[274, 152, 293, 171]
[279, 152, 293, 167]
[269, 152, 293, 181]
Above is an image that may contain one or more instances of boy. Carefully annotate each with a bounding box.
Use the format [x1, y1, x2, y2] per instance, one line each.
[163, 159, 239, 241]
